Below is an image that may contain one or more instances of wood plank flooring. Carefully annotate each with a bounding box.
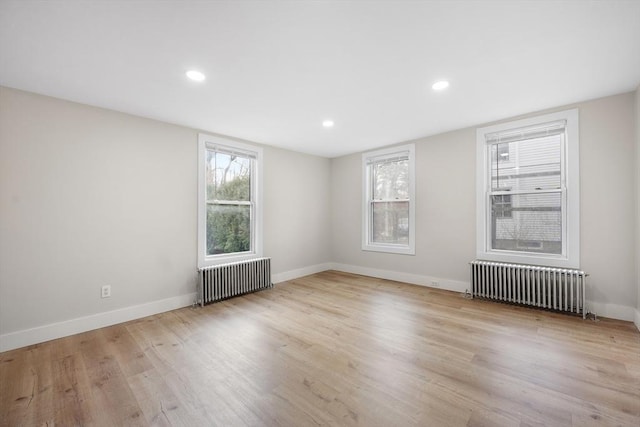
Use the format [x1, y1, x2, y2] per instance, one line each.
[1, 271, 639, 426]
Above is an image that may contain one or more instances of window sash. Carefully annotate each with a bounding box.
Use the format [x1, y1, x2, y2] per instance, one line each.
[488, 190, 565, 255]
[486, 177, 567, 256]
[485, 124, 567, 258]
[205, 204, 252, 256]
[206, 148, 255, 256]
[369, 199, 413, 247]
[206, 148, 253, 202]
[369, 157, 409, 201]
[489, 133, 565, 192]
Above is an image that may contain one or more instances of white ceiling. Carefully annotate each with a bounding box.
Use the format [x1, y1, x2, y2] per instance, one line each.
[1, 1, 639, 158]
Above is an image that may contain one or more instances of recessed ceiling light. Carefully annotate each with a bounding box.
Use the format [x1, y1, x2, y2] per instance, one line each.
[432, 80, 450, 91]
[186, 70, 206, 82]
[322, 120, 334, 128]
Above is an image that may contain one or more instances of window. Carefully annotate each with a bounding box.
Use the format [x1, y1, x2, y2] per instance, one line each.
[362, 144, 415, 255]
[497, 143, 510, 162]
[493, 194, 512, 219]
[476, 109, 579, 268]
[198, 134, 263, 268]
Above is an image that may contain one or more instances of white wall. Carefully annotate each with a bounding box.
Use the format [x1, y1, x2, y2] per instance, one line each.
[264, 145, 332, 280]
[331, 92, 638, 321]
[331, 131, 476, 291]
[1, 86, 637, 352]
[0, 87, 332, 350]
[636, 85, 640, 330]
[580, 93, 636, 319]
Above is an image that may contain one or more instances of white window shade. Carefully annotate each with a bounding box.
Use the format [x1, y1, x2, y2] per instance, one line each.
[366, 152, 410, 165]
[485, 120, 566, 144]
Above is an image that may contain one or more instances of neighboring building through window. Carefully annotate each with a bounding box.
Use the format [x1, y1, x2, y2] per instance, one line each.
[496, 143, 510, 162]
[476, 109, 580, 268]
[493, 194, 512, 219]
[198, 134, 263, 268]
[362, 144, 415, 255]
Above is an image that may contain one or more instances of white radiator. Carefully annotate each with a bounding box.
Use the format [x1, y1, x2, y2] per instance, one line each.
[199, 257, 272, 306]
[470, 260, 587, 319]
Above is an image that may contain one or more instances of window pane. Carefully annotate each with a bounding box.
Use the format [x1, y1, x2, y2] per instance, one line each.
[496, 143, 509, 162]
[491, 193, 561, 254]
[491, 135, 561, 191]
[493, 194, 512, 219]
[373, 159, 408, 200]
[372, 201, 409, 244]
[206, 150, 251, 201]
[206, 204, 251, 255]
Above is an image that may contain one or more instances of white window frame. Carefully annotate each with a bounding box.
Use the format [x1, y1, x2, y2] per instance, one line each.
[476, 109, 580, 268]
[197, 133, 263, 268]
[362, 144, 416, 255]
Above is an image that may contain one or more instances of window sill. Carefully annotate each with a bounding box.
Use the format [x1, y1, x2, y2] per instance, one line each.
[362, 244, 415, 255]
[477, 249, 578, 269]
[198, 252, 262, 269]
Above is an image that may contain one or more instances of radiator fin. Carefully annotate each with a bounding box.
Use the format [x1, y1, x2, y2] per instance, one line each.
[470, 260, 587, 319]
[199, 257, 272, 306]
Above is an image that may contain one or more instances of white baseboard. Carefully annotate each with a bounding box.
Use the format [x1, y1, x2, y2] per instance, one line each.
[328, 263, 638, 323]
[0, 293, 196, 353]
[271, 262, 469, 294]
[4, 264, 637, 353]
[585, 301, 636, 322]
[271, 263, 333, 284]
[1, 261, 332, 353]
[329, 263, 469, 293]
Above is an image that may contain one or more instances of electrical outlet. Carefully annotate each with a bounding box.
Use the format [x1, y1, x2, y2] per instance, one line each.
[431, 281, 440, 287]
[101, 285, 111, 298]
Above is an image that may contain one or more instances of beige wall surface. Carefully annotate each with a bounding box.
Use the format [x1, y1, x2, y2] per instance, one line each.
[331, 92, 638, 318]
[331, 130, 477, 284]
[579, 93, 636, 314]
[0, 85, 637, 342]
[0, 87, 331, 336]
[636, 86, 640, 322]
[264, 145, 332, 274]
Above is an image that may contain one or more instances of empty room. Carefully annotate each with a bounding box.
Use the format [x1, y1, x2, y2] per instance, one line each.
[1, 1, 639, 426]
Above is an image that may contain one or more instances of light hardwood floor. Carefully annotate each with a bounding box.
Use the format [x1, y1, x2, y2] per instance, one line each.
[1, 271, 639, 426]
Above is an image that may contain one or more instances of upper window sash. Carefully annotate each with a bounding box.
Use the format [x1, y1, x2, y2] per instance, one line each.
[205, 146, 255, 206]
[488, 132, 565, 193]
[486, 129, 566, 257]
